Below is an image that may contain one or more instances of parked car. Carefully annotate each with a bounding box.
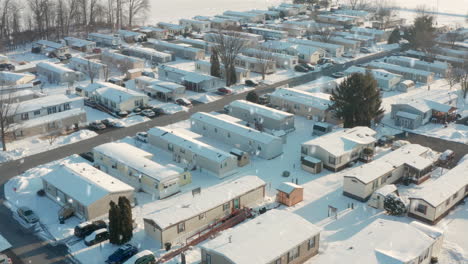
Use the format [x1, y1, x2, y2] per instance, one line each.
[93, 48, 102, 54]
[343, 52, 355, 58]
[439, 149, 455, 164]
[58, 204, 75, 223]
[294, 65, 309, 72]
[0, 254, 12, 264]
[301, 63, 315, 71]
[318, 57, 334, 64]
[106, 244, 139, 264]
[122, 250, 156, 264]
[57, 55, 67, 61]
[140, 109, 156, 118]
[217, 87, 233, 95]
[175, 98, 192, 107]
[102, 118, 118, 128]
[117, 111, 129, 117]
[64, 53, 72, 59]
[84, 228, 109, 246]
[133, 107, 142, 113]
[331, 72, 345, 78]
[360, 47, 372, 54]
[17, 206, 39, 224]
[79, 152, 94, 162]
[0, 63, 15, 71]
[89, 121, 106, 130]
[151, 107, 165, 115]
[245, 79, 258, 87]
[75, 220, 107, 238]
[321, 63, 333, 69]
[136, 132, 148, 143]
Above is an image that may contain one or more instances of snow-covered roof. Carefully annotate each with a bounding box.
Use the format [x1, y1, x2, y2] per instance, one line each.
[0, 89, 35, 101]
[42, 161, 134, 206]
[11, 94, 83, 114]
[93, 142, 182, 182]
[95, 86, 147, 103]
[118, 29, 145, 38]
[0, 71, 35, 83]
[223, 10, 260, 18]
[124, 46, 172, 58]
[191, 112, 281, 145]
[367, 61, 434, 77]
[13, 108, 85, 130]
[409, 158, 468, 207]
[139, 26, 167, 33]
[229, 99, 293, 121]
[148, 127, 234, 163]
[201, 210, 320, 264]
[179, 18, 210, 25]
[143, 176, 265, 229]
[236, 54, 274, 64]
[270, 88, 332, 111]
[315, 219, 436, 264]
[88, 33, 119, 40]
[277, 182, 303, 194]
[147, 39, 203, 53]
[157, 22, 185, 30]
[243, 48, 298, 60]
[351, 27, 386, 35]
[37, 62, 76, 74]
[102, 50, 145, 63]
[158, 65, 218, 83]
[317, 14, 356, 22]
[388, 56, 450, 71]
[303, 127, 377, 157]
[374, 184, 397, 197]
[345, 66, 402, 81]
[394, 90, 458, 113]
[35, 40, 66, 49]
[64, 37, 95, 47]
[149, 81, 184, 92]
[344, 144, 435, 184]
[287, 38, 344, 50]
[249, 27, 288, 35]
[69, 57, 106, 67]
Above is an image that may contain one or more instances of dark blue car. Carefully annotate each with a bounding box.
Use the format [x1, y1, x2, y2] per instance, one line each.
[106, 244, 138, 264]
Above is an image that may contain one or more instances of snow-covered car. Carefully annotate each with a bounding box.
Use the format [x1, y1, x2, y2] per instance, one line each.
[360, 47, 372, 54]
[175, 98, 192, 107]
[102, 118, 118, 128]
[122, 250, 155, 264]
[217, 87, 233, 95]
[75, 220, 107, 238]
[342, 52, 355, 58]
[439, 149, 455, 163]
[89, 121, 106, 131]
[17, 206, 39, 224]
[84, 228, 109, 246]
[136, 132, 148, 143]
[391, 140, 410, 150]
[294, 65, 309, 72]
[331, 72, 345, 78]
[245, 80, 258, 87]
[140, 109, 156, 118]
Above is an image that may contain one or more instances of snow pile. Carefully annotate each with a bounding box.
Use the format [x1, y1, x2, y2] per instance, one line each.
[196, 94, 218, 104]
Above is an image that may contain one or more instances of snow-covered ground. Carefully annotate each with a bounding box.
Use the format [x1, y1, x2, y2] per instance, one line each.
[0, 130, 98, 163]
[5, 112, 467, 264]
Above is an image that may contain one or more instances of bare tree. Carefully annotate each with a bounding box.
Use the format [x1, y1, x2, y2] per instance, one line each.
[127, 0, 149, 27]
[87, 59, 97, 84]
[446, 69, 458, 90]
[347, 0, 369, 10]
[374, 0, 397, 29]
[445, 32, 460, 48]
[46, 132, 60, 145]
[313, 28, 333, 43]
[210, 31, 247, 86]
[0, 87, 19, 151]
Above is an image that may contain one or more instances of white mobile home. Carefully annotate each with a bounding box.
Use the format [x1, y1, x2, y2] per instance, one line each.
[248, 9, 281, 20]
[42, 161, 134, 220]
[344, 66, 402, 91]
[301, 127, 377, 172]
[242, 48, 298, 69]
[137, 26, 169, 39]
[316, 14, 360, 26]
[386, 56, 451, 77]
[287, 38, 345, 57]
[36, 62, 85, 84]
[269, 88, 340, 124]
[68, 57, 108, 80]
[367, 61, 435, 84]
[248, 27, 288, 40]
[190, 112, 283, 160]
[147, 127, 238, 178]
[117, 30, 146, 43]
[265, 24, 307, 37]
[93, 142, 191, 199]
[176, 38, 217, 54]
[200, 210, 320, 264]
[179, 19, 211, 33]
[350, 27, 389, 42]
[157, 22, 188, 36]
[262, 41, 325, 64]
[408, 159, 468, 224]
[123, 46, 173, 64]
[64, 37, 96, 52]
[227, 100, 295, 133]
[143, 176, 265, 248]
[32, 40, 70, 56]
[343, 144, 436, 201]
[234, 55, 276, 74]
[158, 65, 224, 92]
[147, 39, 205, 60]
[88, 33, 121, 47]
[0, 72, 36, 86]
[195, 60, 250, 83]
[310, 36, 360, 51]
[134, 76, 185, 101]
[91, 85, 148, 112]
[101, 50, 145, 72]
[223, 10, 264, 23]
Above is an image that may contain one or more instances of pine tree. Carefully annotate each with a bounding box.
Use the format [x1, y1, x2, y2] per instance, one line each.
[246, 91, 259, 103]
[329, 72, 384, 128]
[384, 194, 407, 216]
[228, 64, 237, 86]
[404, 15, 436, 51]
[108, 201, 122, 245]
[210, 50, 221, 78]
[118, 196, 133, 244]
[387, 28, 401, 44]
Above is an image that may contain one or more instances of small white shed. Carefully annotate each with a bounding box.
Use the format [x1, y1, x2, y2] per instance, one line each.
[367, 184, 398, 209]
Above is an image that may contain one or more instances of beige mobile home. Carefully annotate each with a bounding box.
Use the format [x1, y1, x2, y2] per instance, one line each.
[68, 57, 108, 80]
[93, 142, 191, 199]
[408, 159, 468, 224]
[195, 60, 250, 84]
[135, 76, 185, 101]
[36, 62, 85, 84]
[227, 100, 295, 133]
[287, 38, 345, 57]
[0, 72, 36, 86]
[242, 48, 299, 69]
[343, 144, 436, 201]
[42, 161, 134, 220]
[101, 50, 145, 72]
[122, 46, 173, 64]
[261, 41, 325, 64]
[386, 56, 451, 77]
[147, 127, 238, 178]
[367, 61, 434, 84]
[147, 39, 205, 60]
[137, 26, 169, 39]
[200, 210, 320, 264]
[143, 176, 266, 248]
[64, 37, 97, 52]
[190, 112, 283, 160]
[158, 65, 225, 92]
[269, 88, 340, 124]
[234, 55, 276, 74]
[301, 127, 377, 172]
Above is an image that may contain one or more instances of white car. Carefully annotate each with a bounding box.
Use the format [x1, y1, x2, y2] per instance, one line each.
[136, 132, 148, 143]
[141, 109, 156, 117]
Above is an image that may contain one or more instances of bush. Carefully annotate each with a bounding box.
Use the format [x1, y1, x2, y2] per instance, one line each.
[37, 189, 46, 197]
[246, 91, 259, 103]
[384, 194, 407, 216]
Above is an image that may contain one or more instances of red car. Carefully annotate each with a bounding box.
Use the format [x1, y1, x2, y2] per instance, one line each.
[92, 48, 102, 54]
[217, 87, 233, 95]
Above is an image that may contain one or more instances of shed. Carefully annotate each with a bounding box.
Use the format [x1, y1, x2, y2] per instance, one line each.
[312, 122, 333, 136]
[229, 148, 250, 167]
[276, 182, 304, 207]
[367, 184, 398, 209]
[301, 155, 323, 174]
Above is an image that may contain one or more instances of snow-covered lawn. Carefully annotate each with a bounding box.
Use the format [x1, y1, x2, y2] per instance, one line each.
[0, 130, 97, 163]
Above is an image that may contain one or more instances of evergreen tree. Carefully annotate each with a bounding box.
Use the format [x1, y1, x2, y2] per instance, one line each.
[246, 91, 259, 103]
[404, 15, 436, 51]
[329, 72, 384, 128]
[387, 28, 401, 44]
[228, 64, 237, 86]
[384, 194, 407, 216]
[210, 50, 221, 78]
[108, 201, 122, 245]
[118, 196, 133, 244]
